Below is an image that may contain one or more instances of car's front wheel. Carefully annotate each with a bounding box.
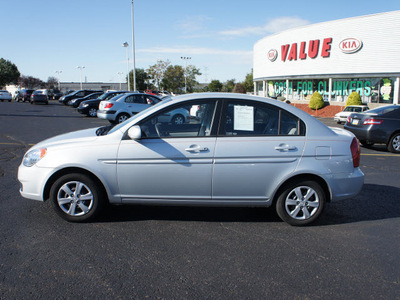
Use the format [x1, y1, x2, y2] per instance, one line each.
[388, 133, 400, 153]
[276, 180, 325, 226]
[50, 173, 106, 222]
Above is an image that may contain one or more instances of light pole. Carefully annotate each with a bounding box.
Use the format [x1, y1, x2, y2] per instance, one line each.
[122, 42, 131, 91]
[76, 66, 85, 89]
[117, 72, 123, 90]
[55, 70, 62, 90]
[181, 57, 191, 93]
[131, 0, 136, 91]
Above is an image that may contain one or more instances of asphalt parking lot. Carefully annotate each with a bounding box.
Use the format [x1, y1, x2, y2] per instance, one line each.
[0, 101, 399, 299]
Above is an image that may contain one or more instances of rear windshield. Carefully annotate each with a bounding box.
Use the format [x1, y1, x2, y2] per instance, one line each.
[367, 105, 399, 115]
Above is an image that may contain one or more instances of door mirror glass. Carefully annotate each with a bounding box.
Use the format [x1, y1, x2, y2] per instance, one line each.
[127, 125, 142, 140]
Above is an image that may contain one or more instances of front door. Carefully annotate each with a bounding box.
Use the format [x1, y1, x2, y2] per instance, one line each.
[117, 100, 218, 202]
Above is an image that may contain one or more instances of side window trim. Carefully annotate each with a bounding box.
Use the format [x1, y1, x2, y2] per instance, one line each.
[138, 99, 222, 139]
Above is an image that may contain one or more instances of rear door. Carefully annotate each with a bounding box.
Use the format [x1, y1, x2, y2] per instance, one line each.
[212, 99, 306, 203]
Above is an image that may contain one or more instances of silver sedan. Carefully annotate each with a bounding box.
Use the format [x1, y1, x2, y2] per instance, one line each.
[18, 93, 364, 226]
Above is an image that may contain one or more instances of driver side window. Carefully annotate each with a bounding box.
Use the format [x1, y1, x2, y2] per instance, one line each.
[140, 101, 217, 138]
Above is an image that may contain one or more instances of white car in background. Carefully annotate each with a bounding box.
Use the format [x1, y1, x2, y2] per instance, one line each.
[334, 105, 369, 124]
[0, 90, 12, 102]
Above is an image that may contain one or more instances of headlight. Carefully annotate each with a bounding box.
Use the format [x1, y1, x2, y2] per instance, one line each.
[82, 104, 88, 107]
[23, 148, 47, 167]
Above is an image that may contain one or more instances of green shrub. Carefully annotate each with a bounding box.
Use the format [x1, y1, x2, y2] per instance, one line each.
[346, 92, 362, 107]
[309, 92, 324, 110]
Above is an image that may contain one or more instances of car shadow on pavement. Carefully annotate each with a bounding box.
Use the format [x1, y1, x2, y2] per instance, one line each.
[317, 183, 400, 226]
[96, 183, 400, 226]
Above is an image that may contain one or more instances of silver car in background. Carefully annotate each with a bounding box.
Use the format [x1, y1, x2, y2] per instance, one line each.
[97, 92, 162, 124]
[18, 93, 364, 226]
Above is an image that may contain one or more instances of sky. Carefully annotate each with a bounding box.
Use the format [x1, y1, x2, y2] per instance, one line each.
[1, 0, 399, 85]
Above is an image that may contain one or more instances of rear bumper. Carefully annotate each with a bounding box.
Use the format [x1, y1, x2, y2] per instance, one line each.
[97, 110, 116, 121]
[326, 168, 364, 201]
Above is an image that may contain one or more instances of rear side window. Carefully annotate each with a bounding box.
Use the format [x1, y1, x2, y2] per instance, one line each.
[220, 101, 305, 136]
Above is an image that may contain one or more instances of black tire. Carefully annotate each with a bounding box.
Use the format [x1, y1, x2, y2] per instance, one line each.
[50, 173, 106, 222]
[171, 114, 185, 125]
[116, 113, 130, 124]
[359, 140, 374, 148]
[276, 180, 325, 226]
[388, 133, 400, 153]
[88, 108, 97, 117]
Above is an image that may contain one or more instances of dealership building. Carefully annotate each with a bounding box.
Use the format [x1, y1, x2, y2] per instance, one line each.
[253, 10, 400, 106]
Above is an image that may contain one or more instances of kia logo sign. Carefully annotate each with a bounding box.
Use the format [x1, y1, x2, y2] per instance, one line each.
[339, 38, 363, 54]
[268, 49, 278, 61]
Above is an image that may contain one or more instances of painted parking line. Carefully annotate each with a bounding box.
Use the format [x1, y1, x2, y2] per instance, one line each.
[361, 153, 400, 157]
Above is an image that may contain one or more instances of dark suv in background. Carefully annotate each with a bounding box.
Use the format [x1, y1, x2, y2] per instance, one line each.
[59, 90, 102, 105]
[16, 89, 35, 102]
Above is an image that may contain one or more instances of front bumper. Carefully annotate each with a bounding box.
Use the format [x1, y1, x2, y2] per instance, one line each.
[18, 164, 53, 201]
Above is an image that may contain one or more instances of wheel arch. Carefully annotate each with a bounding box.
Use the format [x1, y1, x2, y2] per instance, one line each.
[388, 130, 400, 142]
[272, 173, 331, 205]
[43, 167, 108, 202]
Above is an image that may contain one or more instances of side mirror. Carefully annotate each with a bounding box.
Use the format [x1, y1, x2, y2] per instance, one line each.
[127, 125, 142, 140]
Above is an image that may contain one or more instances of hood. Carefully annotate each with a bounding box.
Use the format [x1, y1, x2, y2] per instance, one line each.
[32, 128, 98, 150]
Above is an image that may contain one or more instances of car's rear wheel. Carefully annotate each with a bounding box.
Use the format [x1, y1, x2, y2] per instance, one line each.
[117, 113, 130, 123]
[50, 173, 106, 222]
[388, 133, 400, 153]
[88, 108, 97, 117]
[172, 114, 185, 125]
[276, 180, 325, 226]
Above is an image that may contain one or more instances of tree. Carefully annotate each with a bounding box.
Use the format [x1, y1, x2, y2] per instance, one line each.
[184, 65, 201, 93]
[222, 79, 236, 92]
[147, 60, 171, 90]
[47, 77, 58, 89]
[128, 68, 150, 91]
[242, 69, 254, 93]
[0, 58, 20, 88]
[19, 75, 45, 89]
[233, 83, 246, 94]
[207, 80, 223, 92]
[161, 65, 185, 93]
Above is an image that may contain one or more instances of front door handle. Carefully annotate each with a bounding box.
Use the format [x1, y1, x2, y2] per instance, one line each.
[275, 144, 297, 152]
[185, 145, 209, 153]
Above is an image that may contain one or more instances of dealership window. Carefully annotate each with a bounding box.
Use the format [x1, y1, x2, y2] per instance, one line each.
[330, 78, 395, 104]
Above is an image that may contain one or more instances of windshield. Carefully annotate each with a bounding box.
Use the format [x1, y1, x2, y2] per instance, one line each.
[107, 98, 171, 135]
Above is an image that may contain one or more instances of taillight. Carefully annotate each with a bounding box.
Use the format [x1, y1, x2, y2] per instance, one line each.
[347, 116, 351, 123]
[350, 137, 360, 168]
[104, 103, 113, 109]
[363, 118, 383, 125]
